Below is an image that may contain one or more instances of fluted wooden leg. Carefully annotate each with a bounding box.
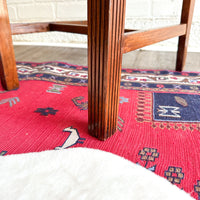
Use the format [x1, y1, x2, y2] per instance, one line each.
[176, 0, 195, 71]
[88, 0, 126, 140]
[0, 0, 19, 90]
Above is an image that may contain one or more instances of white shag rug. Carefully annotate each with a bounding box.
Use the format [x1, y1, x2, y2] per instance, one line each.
[0, 148, 194, 200]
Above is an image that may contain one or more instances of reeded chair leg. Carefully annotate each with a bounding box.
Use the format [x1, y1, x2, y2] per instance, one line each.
[88, 0, 126, 140]
[0, 0, 19, 90]
[176, 0, 195, 71]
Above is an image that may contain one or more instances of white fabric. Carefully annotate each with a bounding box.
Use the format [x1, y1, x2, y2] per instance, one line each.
[0, 148, 194, 200]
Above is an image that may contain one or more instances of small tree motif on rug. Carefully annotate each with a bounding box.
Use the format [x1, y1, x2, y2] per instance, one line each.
[46, 84, 66, 94]
[119, 97, 129, 104]
[72, 96, 88, 110]
[138, 147, 159, 172]
[117, 117, 125, 132]
[164, 166, 184, 185]
[0, 97, 20, 107]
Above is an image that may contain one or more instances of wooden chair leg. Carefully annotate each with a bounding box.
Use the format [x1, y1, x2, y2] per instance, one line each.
[88, 0, 126, 140]
[176, 0, 195, 71]
[0, 0, 19, 90]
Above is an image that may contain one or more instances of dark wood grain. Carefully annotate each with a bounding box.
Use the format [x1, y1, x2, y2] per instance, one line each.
[11, 22, 50, 35]
[122, 24, 187, 53]
[50, 23, 137, 35]
[0, 0, 19, 90]
[54, 21, 88, 25]
[49, 23, 88, 35]
[88, 0, 126, 140]
[176, 0, 195, 71]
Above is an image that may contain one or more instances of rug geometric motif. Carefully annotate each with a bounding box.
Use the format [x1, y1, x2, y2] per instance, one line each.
[17, 61, 200, 93]
[136, 91, 200, 131]
[164, 166, 185, 185]
[137, 147, 159, 172]
[153, 93, 200, 122]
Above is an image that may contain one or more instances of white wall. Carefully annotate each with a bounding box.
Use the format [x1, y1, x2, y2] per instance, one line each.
[7, 0, 200, 52]
[7, 0, 87, 22]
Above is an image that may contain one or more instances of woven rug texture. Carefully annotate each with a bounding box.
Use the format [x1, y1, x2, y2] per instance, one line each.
[0, 61, 200, 199]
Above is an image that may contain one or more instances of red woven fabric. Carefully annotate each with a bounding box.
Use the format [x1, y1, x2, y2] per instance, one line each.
[0, 62, 200, 199]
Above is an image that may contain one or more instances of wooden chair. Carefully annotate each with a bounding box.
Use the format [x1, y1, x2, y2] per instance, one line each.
[0, 0, 195, 140]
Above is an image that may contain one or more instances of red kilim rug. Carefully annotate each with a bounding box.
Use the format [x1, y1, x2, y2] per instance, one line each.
[0, 61, 200, 199]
